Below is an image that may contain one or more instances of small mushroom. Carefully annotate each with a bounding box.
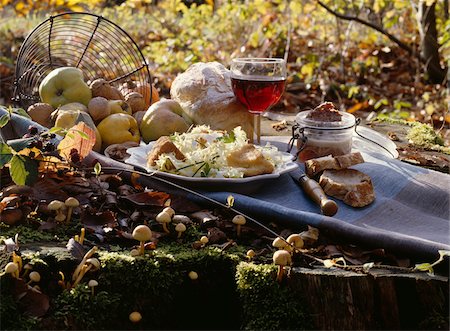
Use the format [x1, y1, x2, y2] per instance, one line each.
[286, 234, 304, 251]
[129, 311, 142, 323]
[273, 250, 292, 283]
[22, 263, 33, 278]
[86, 258, 101, 272]
[72, 258, 101, 288]
[272, 237, 288, 250]
[27, 271, 41, 285]
[65, 197, 80, 224]
[132, 225, 152, 255]
[162, 206, 175, 218]
[58, 271, 67, 289]
[55, 213, 66, 223]
[188, 271, 198, 280]
[200, 236, 209, 245]
[48, 200, 65, 222]
[232, 215, 246, 237]
[88, 279, 98, 296]
[246, 249, 256, 260]
[156, 211, 171, 233]
[4, 262, 18, 277]
[72, 246, 98, 282]
[175, 223, 186, 239]
[130, 248, 140, 257]
[79, 228, 86, 245]
[299, 226, 319, 246]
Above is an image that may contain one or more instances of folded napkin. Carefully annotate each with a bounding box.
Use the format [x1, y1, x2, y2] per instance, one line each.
[1, 109, 449, 259]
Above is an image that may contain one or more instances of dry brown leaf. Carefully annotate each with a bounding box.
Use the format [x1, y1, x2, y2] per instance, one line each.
[58, 122, 96, 161]
[32, 178, 69, 202]
[81, 210, 116, 226]
[122, 191, 170, 207]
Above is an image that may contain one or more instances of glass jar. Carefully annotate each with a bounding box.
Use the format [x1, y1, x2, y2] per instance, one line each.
[293, 110, 356, 162]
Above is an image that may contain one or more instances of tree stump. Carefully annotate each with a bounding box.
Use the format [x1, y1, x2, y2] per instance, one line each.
[290, 266, 449, 330]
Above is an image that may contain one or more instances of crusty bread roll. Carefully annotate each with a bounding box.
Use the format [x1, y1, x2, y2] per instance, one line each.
[319, 169, 375, 207]
[170, 62, 253, 137]
[305, 152, 365, 177]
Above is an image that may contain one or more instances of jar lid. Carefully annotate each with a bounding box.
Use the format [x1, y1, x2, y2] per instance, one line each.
[295, 110, 356, 129]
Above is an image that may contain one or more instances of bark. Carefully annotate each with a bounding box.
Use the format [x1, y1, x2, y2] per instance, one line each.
[290, 266, 449, 330]
[417, 0, 446, 83]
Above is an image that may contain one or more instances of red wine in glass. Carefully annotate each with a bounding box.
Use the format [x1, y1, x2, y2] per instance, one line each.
[231, 77, 286, 114]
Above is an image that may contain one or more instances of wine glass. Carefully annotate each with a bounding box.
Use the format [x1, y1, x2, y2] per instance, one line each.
[230, 58, 287, 144]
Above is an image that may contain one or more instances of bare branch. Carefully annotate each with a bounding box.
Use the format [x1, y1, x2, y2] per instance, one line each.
[317, 0, 415, 55]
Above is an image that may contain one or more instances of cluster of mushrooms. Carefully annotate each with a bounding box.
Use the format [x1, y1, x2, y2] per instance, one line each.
[4, 251, 42, 291]
[270, 227, 319, 282]
[47, 197, 80, 223]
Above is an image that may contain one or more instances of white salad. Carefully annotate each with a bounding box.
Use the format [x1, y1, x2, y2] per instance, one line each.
[151, 125, 292, 178]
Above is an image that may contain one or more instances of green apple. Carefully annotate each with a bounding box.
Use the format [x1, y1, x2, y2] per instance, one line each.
[58, 102, 88, 112]
[39, 67, 92, 108]
[140, 99, 192, 143]
[108, 100, 132, 115]
[97, 113, 140, 148]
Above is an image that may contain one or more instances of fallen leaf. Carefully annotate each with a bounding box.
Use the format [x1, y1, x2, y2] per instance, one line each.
[130, 173, 143, 190]
[80, 210, 116, 226]
[58, 122, 95, 161]
[347, 101, 368, 114]
[32, 178, 68, 202]
[66, 238, 87, 262]
[18, 288, 50, 317]
[38, 221, 58, 231]
[169, 195, 202, 213]
[122, 191, 170, 207]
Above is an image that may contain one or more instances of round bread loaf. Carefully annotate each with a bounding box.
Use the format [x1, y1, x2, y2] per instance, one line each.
[319, 169, 375, 207]
[170, 62, 253, 137]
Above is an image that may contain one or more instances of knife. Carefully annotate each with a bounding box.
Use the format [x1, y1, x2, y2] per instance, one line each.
[291, 171, 338, 217]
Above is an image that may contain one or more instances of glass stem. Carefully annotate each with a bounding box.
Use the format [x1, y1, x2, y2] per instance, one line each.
[253, 113, 261, 144]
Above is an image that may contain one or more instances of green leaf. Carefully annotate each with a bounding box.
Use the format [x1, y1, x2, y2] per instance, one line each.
[348, 86, 360, 99]
[414, 262, 434, 274]
[374, 98, 389, 110]
[13, 108, 31, 119]
[0, 143, 14, 167]
[73, 130, 89, 139]
[94, 162, 102, 176]
[200, 162, 211, 177]
[219, 131, 236, 143]
[9, 155, 39, 185]
[49, 127, 64, 134]
[0, 114, 10, 128]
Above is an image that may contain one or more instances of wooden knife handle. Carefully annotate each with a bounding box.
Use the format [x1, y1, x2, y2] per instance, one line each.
[298, 174, 338, 217]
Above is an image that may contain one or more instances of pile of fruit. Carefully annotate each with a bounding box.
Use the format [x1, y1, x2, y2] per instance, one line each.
[27, 66, 192, 153]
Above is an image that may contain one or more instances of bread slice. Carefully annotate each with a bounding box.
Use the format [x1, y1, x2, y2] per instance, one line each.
[305, 152, 365, 177]
[226, 144, 274, 177]
[147, 136, 186, 167]
[319, 169, 375, 207]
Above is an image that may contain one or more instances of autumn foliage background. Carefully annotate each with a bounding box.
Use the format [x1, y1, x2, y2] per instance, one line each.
[0, 0, 448, 141]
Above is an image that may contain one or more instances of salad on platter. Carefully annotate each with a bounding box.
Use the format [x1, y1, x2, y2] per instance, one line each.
[137, 125, 295, 179]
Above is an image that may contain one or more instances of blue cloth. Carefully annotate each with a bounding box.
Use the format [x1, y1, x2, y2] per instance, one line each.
[202, 151, 449, 259]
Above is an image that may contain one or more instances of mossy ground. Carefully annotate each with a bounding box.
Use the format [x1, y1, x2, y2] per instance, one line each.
[0, 237, 311, 330]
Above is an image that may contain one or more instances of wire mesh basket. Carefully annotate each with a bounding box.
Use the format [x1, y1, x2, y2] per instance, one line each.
[13, 12, 152, 109]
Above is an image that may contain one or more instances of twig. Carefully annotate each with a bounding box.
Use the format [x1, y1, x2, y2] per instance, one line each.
[317, 0, 415, 56]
